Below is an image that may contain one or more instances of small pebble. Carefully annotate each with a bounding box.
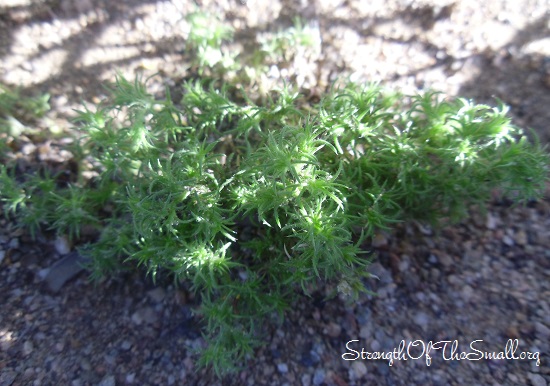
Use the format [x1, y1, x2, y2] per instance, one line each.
[23, 368, 35, 379]
[80, 359, 92, 371]
[371, 232, 388, 247]
[54, 236, 71, 255]
[8, 238, 19, 249]
[313, 368, 325, 385]
[502, 235, 514, 246]
[486, 213, 498, 229]
[534, 322, 550, 339]
[527, 373, 547, 386]
[23, 341, 33, 356]
[461, 285, 474, 301]
[324, 322, 342, 338]
[368, 262, 393, 285]
[370, 339, 381, 352]
[413, 311, 430, 330]
[514, 230, 528, 246]
[120, 340, 132, 351]
[398, 255, 410, 272]
[147, 287, 166, 303]
[22, 143, 36, 155]
[97, 376, 115, 386]
[352, 361, 367, 378]
[131, 307, 158, 325]
[263, 365, 274, 377]
[277, 363, 288, 373]
[438, 252, 454, 268]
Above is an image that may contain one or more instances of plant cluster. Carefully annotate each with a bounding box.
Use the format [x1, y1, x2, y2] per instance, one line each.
[1, 73, 548, 375]
[186, 11, 236, 72]
[185, 11, 320, 91]
[0, 84, 51, 159]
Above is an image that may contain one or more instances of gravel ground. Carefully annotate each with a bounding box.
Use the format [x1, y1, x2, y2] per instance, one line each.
[1, 1, 549, 385]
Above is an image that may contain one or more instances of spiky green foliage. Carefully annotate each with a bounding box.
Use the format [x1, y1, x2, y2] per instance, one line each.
[1, 75, 548, 378]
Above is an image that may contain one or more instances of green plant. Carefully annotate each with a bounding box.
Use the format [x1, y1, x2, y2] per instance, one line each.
[0, 75, 548, 377]
[0, 83, 50, 136]
[0, 84, 51, 163]
[184, 11, 320, 92]
[186, 11, 236, 73]
[258, 17, 320, 63]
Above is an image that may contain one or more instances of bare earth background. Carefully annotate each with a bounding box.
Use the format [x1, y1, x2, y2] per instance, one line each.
[0, 1, 549, 385]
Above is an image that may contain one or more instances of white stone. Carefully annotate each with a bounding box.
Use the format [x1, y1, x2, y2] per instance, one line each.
[352, 361, 367, 378]
[277, 363, 288, 373]
[502, 235, 514, 246]
[54, 236, 71, 255]
[486, 213, 498, 229]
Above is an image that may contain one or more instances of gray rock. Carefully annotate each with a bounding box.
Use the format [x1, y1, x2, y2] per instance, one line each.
[80, 359, 92, 371]
[527, 373, 547, 386]
[43, 251, 89, 293]
[0, 371, 17, 386]
[7, 238, 19, 249]
[461, 285, 474, 302]
[97, 376, 115, 386]
[502, 235, 514, 246]
[368, 262, 393, 285]
[277, 363, 288, 373]
[23, 341, 33, 356]
[534, 322, 550, 339]
[370, 339, 381, 351]
[324, 322, 342, 338]
[438, 252, 454, 268]
[131, 307, 158, 326]
[359, 325, 370, 339]
[413, 311, 431, 330]
[147, 287, 166, 303]
[120, 340, 132, 351]
[312, 368, 325, 385]
[352, 361, 367, 378]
